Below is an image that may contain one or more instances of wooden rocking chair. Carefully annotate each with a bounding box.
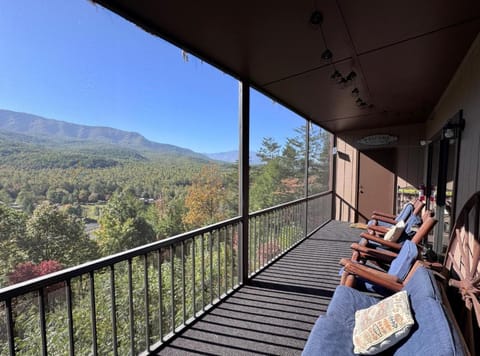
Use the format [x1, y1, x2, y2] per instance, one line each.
[443, 191, 480, 355]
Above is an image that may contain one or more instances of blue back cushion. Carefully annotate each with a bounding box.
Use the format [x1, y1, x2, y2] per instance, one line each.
[387, 240, 418, 280]
[326, 286, 379, 326]
[405, 213, 422, 234]
[396, 202, 414, 222]
[403, 266, 439, 301]
[397, 214, 423, 243]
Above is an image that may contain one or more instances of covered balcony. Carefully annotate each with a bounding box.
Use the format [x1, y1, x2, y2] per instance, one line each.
[2, 1, 480, 355]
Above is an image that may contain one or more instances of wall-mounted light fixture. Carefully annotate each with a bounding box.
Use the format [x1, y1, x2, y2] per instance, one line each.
[441, 120, 465, 140]
[441, 111, 465, 140]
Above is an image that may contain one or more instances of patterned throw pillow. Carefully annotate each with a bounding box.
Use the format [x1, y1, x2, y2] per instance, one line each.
[383, 220, 405, 242]
[353, 290, 414, 355]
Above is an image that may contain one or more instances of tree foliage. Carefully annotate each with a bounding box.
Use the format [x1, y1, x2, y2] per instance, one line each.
[7, 260, 63, 285]
[23, 201, 98, 265]
[0, 204, 28, 285]
[96, 190, 157, 255]
[183, 165, 228, 229]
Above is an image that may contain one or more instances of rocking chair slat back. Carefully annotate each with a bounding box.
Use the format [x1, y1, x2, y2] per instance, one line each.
[444, 191, 480, 355]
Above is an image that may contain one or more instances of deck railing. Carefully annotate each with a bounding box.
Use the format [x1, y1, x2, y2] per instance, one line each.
[0, 191, 332, 355]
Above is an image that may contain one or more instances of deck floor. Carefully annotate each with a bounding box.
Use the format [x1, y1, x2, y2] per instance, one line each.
[157, 220, 362, 355]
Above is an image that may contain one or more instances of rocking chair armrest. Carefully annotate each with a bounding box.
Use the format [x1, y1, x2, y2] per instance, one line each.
[350, 243, 398, 263]
[339, 259, 403, 292]
[370, 215, 397, 225]
[368, 225, 390, 235]
[360, 232, 403, 251]
[421, 261, 444, 272]
[372, 211, 396, 220]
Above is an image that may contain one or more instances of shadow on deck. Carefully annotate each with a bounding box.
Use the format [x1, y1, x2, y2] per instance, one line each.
[157, 220, 363, 355]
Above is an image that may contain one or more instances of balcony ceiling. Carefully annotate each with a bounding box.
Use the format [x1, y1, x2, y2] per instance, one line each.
[94, 0, 480, 133]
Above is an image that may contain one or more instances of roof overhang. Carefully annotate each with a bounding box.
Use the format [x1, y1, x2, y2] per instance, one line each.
[93, 0, 480, 134]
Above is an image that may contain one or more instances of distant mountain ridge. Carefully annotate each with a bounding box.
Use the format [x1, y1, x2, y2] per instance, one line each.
[204, 150, 263, 165]
[0, 109, 207, 159]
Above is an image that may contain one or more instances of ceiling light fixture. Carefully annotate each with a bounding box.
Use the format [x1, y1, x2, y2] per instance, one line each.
[321, 49, 333, 60]
[309, 10, 373, 108]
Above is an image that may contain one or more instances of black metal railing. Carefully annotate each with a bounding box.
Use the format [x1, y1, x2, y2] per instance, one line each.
[248, 191, 332, 276]
[0, 191, 332, 355]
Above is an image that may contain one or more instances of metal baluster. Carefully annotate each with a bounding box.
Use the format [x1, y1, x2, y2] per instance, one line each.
[283, 208, 287, 251]
[110, 266, 118, 356]
[249, 217, 253, 274]
[89, 272, 98, 356]
[230, 225, 234, 289]
[262, 215, 266, 266]
[38, 288, 48, 356]
[268, 212, 271, 261]
[158, 250, 163, 341]
[66, 279, 75, 356]
[181, 241, 186, 325]
[252, 216, 257, 273]
[209, 232, 213, 304]
[224, 227, 228, 294]
[192, 237, 196, 315]
[201, 233, 205, 310]
[128, 259, 135, 355]
[275, 211, 279, 256]
[6, 298, 15, 356]
[143, 254, 150, 352]
[277, 209, 284, 256]
[258, 216, 261, 270]
[280, 209, 284, 252]
[170, 245, 175, 333]
[217, 229, 221, 298]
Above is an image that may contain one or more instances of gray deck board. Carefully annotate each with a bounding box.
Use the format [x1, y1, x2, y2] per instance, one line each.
[157, 220, 362, 355]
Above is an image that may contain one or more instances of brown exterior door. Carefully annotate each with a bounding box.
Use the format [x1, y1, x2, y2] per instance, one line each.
[357, 149, 396, 222]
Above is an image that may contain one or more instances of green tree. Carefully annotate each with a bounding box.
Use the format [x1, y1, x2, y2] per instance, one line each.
[257, 137, 280, 163]
[22, 201, 98, 266]
[96, 190, 156, 254]
[308, 126, 331, 194]
[145, 196, 186, 240]
[250, 158, 283, 211]
[15, 189, 35, 214]
[0, 204, 28, 285]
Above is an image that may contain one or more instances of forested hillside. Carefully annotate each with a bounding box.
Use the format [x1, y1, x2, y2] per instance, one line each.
[0, 111, 330, 290]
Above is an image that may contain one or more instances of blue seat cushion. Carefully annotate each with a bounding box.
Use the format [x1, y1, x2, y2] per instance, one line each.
[304, 267, 467, 356]
[401, 267, 467, 355]
[302, 315, 355, 356]
[394, 298, 460, 356]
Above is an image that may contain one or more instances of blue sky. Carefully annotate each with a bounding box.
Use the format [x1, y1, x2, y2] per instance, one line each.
[0, 0, 305, 153]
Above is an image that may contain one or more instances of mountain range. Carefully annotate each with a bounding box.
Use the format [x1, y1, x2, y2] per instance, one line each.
[0, 109, 210, 161]
[0, 109, 265, 167]
[203, 150, 262, 165]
